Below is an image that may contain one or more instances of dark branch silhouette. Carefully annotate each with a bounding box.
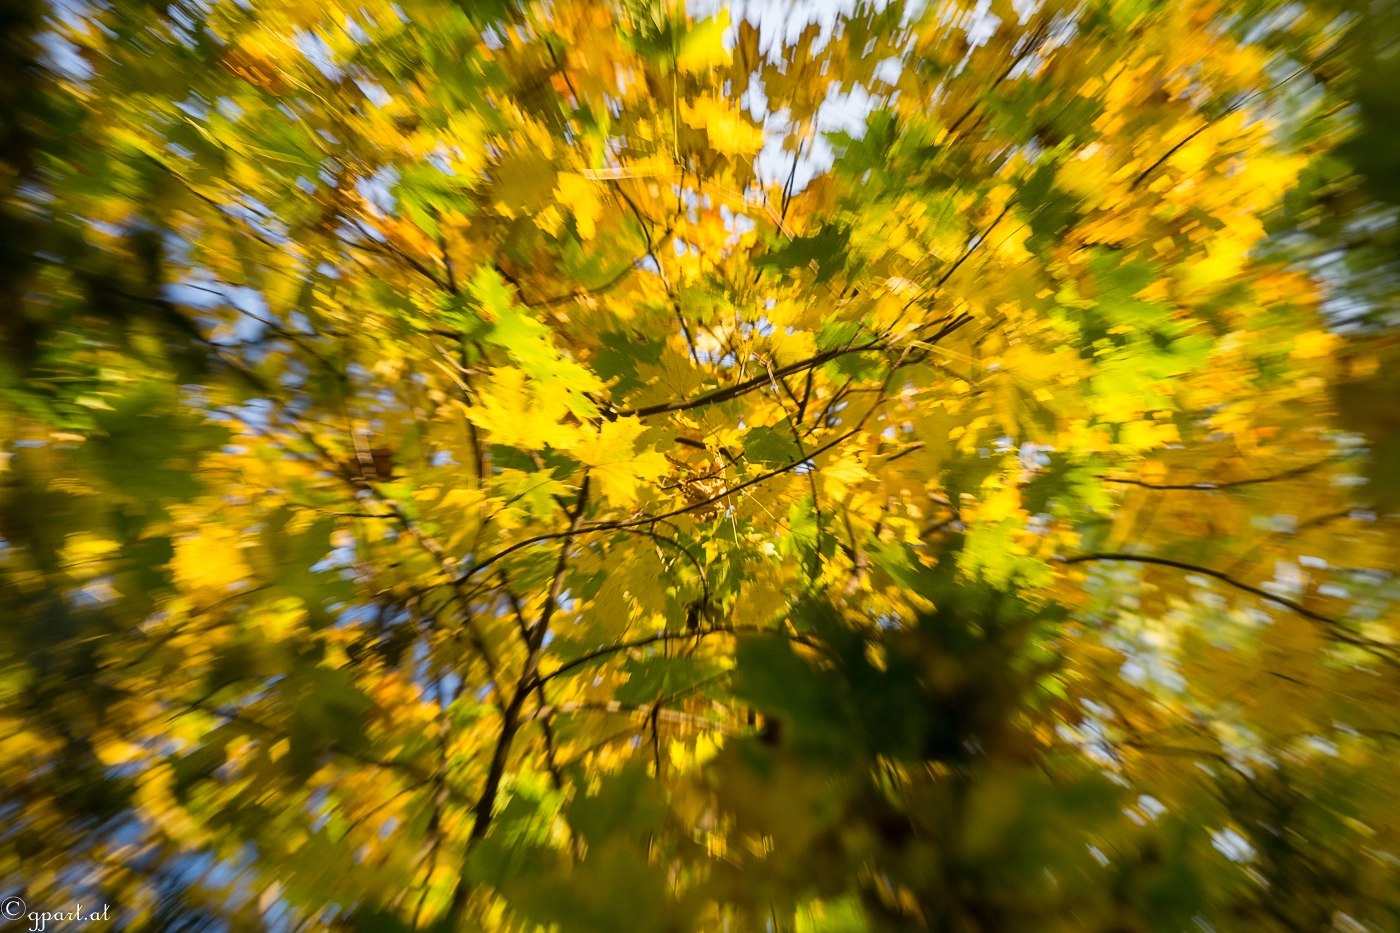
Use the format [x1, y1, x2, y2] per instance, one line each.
[1099, 460, 1333, 491]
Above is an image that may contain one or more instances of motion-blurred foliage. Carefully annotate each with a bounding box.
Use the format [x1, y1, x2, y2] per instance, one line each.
[3, 0, 1400, 929]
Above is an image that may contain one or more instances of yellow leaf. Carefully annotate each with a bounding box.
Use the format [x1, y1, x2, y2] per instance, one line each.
[1120, 419, 1178, 449]
[574, 417, 668, 506]
[1291, 330, 1338, 360]
[554, 173, 602, 240]
[172, 528, 251, 593]
[633, 345, 704, 408]
[95, 738, 143, 767]
[676, 10, 732, 72]
[61, 533, 120, 579]
[769, 328, 817, 366]
[820, 451, 871, 500]
[978, 484, 1021, 524]
[742, 560, 788, 624]
[468, 368, 578, 451]
[681, 96, 765, 155]
[252, 597, 308, 641]
[534, 204, 565, 236]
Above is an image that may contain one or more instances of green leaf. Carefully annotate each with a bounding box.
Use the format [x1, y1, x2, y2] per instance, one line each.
[742, 423, 801, 465]
[754, 226, 850, 283]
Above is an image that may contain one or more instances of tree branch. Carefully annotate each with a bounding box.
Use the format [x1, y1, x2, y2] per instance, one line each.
[618, 525, 710, 611]
[534, 624, 824, 688]
[1057, 553, 1399, 663]
[465, 476, 590, 834]
[619, 340, 884, 418]
[1099, 460, 1333, 491]
[458, 423, 867, 583]
[1057, 552, 1339, 623]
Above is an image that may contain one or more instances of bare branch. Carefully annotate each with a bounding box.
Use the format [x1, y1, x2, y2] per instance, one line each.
[1100, 460, 1333, 491]
[1057, 553, 1399, 664]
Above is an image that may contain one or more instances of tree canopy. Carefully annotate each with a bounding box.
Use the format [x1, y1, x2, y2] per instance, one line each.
[4, 0, 1400, 929]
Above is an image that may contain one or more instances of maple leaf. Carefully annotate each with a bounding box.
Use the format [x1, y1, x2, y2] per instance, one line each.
[573, 417, 668, 506]
[468, 367, 578, 451]
[681, 95, 766, 155]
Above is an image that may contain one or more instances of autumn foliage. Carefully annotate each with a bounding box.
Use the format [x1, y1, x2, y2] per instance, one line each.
[3, 0, 1400, 929]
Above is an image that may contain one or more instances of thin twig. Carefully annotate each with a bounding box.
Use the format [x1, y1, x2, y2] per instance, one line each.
[1099, 460, 1333, 491]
